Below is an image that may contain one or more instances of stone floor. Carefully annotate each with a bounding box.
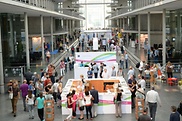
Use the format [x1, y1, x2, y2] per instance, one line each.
[1, 45, 182, 121]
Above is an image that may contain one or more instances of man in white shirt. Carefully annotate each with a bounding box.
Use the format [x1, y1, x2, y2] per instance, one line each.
[137, 75, 146, 91]
[145, 86, 162, 121]
[102, 68, 110, 79]
[52, 79, 59, 103]
[139, 61, 144, 74]
[41, 72, 47, 82]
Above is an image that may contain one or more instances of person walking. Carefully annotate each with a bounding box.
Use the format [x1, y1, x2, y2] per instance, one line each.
[9, 81, 20, 117]
[52, 79, 59, 103]
[138, 108, 151, 121]
[26, 90, 35, 119]
[119, 54, 124, 69]
[170, 106, 180, 121]
[20, 80, 28, 111]
[60, 60, 65, 76]
[114, 88, 122, 118]
[87, 67, 93, 79]
[90, 86, 99, 118]
[35, 92, 45, 121]
[78, 88, 85, 120]
[145, 86, 162, 121]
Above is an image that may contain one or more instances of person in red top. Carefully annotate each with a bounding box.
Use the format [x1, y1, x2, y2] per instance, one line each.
[44, 76, 51, 87]
[60, 60, 65, 76]
[64, 93, 76, 121]
[47, 64, 55, 84]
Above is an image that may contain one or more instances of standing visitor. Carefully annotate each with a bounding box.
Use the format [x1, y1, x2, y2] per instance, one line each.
[24, 69, 33, 84]
[26, 90, 35, 119]
[138, 108, 151, 121]
[35, 92, 45, 121]
[63, 57, 68, 73]
[117, 68, 124, 77]
[119, 54, 125, 69]
[154, 48, 159, 63]
[52, 79, 59, 103]
[57, 82, 62, 107]
[139, 61, 144, 74]
[99, 63, 104, 78]
[145, 86, 162, 121]
[36, 80, 44, 97]
[114, 88, 122, 118]
[111, 66, 117, 77]
[127, 66, 135, 80]
[64, 93, 75, 121]
[92, 63, 99, 78]
[170, 106, 180, 121]
[45, 50, 51, 63]
[129, 81, 137, 109]
[102, 68, 110, 79]
[166, 61, 173, 78]
[84, 91, 93, 120]
[78, 88, 84, 120]
[72, 90, 77, 119]
[20, 80, 28, 111]
[87, 67, 93, 79]
[125, 52, 128, 69]
[90, 86, 99, 118]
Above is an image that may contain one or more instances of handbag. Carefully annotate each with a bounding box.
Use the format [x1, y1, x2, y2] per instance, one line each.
[9, 92, 13, 99]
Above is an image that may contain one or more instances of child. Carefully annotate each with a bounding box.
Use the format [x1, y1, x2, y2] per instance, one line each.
[35, 92, 45, 121]
[26, 90, 35, 119]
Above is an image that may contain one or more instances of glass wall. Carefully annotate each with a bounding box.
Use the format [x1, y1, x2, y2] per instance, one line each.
[0, 13, 25, 67]
[79, 0, 111, 29]
[166, 9, 182, 62]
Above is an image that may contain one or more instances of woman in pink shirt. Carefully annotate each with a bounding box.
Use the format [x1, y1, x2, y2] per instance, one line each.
[72, 90, 77, 118]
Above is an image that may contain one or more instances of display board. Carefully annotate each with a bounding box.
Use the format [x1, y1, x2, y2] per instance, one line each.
[32, 37, 44, 52]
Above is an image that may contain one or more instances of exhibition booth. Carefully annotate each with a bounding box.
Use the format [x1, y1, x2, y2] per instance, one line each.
[61, 77, 131, 115]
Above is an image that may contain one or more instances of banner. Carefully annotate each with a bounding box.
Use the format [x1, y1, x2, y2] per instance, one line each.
[75, 52, 116, 66]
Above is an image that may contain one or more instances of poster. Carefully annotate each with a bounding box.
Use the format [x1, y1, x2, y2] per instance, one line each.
[32, 37, 43, 52]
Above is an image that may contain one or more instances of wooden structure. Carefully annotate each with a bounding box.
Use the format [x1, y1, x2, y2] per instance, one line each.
[135, 98, 145, 119]
[45, 100, 54, 121]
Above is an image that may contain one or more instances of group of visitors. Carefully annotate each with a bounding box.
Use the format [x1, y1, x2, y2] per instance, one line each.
[64, 86, 99, 121]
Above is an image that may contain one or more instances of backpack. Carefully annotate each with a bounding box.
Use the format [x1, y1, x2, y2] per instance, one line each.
[136, 62, 140, 68]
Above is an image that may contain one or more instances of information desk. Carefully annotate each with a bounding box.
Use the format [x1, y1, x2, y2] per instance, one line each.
[61, 77, 131, 115]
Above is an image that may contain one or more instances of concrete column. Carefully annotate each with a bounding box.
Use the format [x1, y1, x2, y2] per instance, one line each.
[120, 18, 122, 31]
[69, 19, 72, 35]
[0, 19, 4, 93]
[24, 12, 30, 69]
[147, 12, 151, 48]
[40, 15, 45, 61]
[138, 15, 141, 50]
[162, 9, 166, 65]
[66, 19, 69, 31]
[123, 18, 125, 30]
[50, 17, 54, 52]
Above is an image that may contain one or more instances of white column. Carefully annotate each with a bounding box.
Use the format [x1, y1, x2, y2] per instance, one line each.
[0, 19, 4, 93]
[138, 14, 141, 50]
[50, 17, 54, 52]
[162, 9, 166, 66]
[148, 12, 151, 47]
[40, 15, 45, 61]
[24, 12, 30, 69]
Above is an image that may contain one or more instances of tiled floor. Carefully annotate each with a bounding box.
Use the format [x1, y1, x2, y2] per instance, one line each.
[1, 46, 182, 121]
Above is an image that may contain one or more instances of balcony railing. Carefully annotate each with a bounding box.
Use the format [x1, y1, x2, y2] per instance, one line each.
[12, 0, 85, 19]
[107, 0, 165, 19]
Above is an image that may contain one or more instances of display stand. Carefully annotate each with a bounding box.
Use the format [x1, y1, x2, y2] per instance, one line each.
[45, 100, 54, 121]
[135, 98, 145, 119]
